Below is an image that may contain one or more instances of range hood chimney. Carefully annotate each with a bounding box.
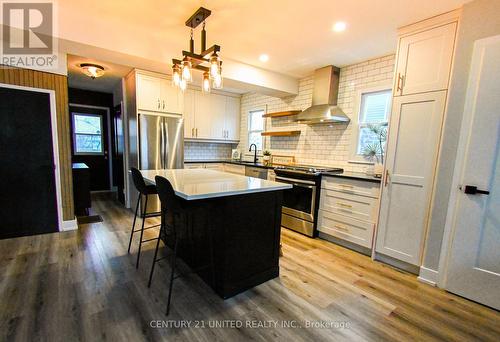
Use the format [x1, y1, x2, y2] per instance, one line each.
[295, 65, 349, 124]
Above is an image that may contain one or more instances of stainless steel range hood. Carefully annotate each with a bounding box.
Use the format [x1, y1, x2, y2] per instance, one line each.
[296, 66, 349, 124]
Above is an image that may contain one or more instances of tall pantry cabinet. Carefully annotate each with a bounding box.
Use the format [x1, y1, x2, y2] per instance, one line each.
[375, 10, 460, 267]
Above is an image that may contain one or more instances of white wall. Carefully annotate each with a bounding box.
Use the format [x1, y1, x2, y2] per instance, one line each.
[237, 54, 395, 171]
[423, 0, 500, 271]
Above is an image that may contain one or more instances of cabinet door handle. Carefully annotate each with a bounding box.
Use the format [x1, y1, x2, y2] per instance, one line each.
[192, 128, 194, 137]
[196, 128, 198, 137]
[162, 100, 165, 110]
[384, 170, 390, 187]
[157, 99, 160, 109]
[396, 73, 404, 94]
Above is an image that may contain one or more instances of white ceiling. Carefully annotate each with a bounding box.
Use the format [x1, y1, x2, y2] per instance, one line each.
[58, 0, 469, 79]
[67, 55, 132, 93]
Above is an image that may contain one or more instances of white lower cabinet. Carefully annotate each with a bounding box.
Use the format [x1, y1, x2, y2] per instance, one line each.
[223, 163, 245, 175]
[318, 177, 380, 249]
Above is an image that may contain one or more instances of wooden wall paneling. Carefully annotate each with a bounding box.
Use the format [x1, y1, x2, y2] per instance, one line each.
[0, 67, 74, 221]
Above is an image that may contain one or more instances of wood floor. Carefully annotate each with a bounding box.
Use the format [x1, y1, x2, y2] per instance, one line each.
[1, 194, 499, 341]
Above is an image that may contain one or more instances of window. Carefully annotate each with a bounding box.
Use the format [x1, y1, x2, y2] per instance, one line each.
[72, 113, 104, 155]
[350, 88, 392, 163]
[248, 109, 265, 151]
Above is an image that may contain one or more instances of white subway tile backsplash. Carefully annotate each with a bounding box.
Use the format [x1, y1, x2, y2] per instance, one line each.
[237, 54, 395, 172]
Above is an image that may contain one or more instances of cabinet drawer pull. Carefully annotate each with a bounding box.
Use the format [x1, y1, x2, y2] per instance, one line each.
[196, 128, 198, 137]
[334, 224, 349, 232]
[337, 202, 353, 208]
[158, 99, 160, 109]
[191, 128, 194, 137]
[339, 184, 354, 189]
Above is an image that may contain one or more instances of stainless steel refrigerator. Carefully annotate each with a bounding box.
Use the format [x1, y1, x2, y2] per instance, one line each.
[138, 112, 184, 213]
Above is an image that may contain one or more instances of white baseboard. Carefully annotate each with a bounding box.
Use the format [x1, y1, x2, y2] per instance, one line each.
[61, 218, 78, 231]
[418, 266, 439, 286]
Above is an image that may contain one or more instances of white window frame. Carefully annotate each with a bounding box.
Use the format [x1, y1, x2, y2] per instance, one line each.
[247, 107, 266, 152]
[349, 84, 392, 164]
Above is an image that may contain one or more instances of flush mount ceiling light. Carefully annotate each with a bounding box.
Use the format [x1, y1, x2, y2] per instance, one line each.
[259, 54, 269, 62]
[332, 21, 347, 32]
[80, 63, 105, 79]
[171, 7, 223, 93]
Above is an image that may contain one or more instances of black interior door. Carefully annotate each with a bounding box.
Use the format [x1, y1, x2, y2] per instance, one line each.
[69, 105, 110, 191]
[0, 86, 58, 238]
[112, 104, 125, 204]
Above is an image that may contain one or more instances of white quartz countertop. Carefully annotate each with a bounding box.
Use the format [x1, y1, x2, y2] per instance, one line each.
[140, 169, 292, 200]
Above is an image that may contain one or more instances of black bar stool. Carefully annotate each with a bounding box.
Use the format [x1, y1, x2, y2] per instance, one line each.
[128, 168, 161, 268]
[148, 175, 216, 316]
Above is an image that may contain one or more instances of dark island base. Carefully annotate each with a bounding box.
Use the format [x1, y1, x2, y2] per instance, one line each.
[163, 190, 283, 299]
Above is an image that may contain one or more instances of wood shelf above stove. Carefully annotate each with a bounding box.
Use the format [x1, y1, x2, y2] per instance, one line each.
[262, 110, 301, 118]
[261, 130, 301, 137]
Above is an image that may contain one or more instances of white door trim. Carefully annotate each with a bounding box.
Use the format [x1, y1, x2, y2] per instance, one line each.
[437, 34, 500, 288]
[69, 103, 113, 191]
[0, 82, 66, 231]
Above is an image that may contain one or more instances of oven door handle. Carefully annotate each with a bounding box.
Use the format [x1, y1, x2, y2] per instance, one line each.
[275, 176, 316, 187]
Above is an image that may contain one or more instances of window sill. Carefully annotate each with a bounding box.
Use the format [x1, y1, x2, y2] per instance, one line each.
[348, 160, 374, 165]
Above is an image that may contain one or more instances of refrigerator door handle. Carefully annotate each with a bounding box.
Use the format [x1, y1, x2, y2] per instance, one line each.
[159, 120, 165, 169]
[164, 119, 170, 169]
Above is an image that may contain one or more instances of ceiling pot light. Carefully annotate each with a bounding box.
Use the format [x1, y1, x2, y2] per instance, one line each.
[259, 54, 269, 62]
[80, 63, 105, 79]
[332, 21, 347, 32]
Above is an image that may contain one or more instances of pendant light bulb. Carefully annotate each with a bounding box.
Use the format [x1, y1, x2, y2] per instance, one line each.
[182, 59, 192, 82]
[213, 71, 223, 89]
[172, 64, 181, 86]
[209, 53, 220, 79]
[179, 78, 187, 92]
[202, 72, 211, 93]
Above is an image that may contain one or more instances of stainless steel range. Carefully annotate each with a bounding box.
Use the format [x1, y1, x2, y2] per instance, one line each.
[274, 165, 343, 237]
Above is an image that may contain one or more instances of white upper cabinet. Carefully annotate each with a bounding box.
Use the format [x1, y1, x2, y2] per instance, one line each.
[136, 73, 183, 114]
[210, 93, 227, 140]
[394, 22, 457, 96]
[184, 90, 241, 142]
[136, 74, 161, 112]
[193, 91, 213, 139]
[183, 89, 196, 138]
[225, 96, 241, 141]
[160, 79, 183, 114]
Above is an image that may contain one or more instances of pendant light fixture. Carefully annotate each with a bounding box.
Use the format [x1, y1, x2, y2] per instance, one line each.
[171, 7, 223, 93]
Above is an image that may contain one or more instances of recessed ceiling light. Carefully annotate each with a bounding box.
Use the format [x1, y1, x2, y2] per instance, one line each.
[332, 21, 347, 32]
[259, 54, 269, 62]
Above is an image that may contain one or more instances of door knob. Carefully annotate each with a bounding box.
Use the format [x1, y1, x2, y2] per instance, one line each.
[461, 185, 490, 195]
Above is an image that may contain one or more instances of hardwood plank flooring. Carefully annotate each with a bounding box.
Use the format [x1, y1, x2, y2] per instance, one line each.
[1, 193, 499, 341]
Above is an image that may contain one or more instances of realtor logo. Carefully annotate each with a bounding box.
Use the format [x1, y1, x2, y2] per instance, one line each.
[1, 1, 57, 69]
[2, 2, 52, 54]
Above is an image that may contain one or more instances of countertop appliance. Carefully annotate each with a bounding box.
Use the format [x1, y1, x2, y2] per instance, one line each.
[274, 164, 343, 237]
[138, 112, 184, 213]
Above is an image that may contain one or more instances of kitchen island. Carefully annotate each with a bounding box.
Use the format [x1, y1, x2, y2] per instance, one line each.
[140, 169, 291, 299]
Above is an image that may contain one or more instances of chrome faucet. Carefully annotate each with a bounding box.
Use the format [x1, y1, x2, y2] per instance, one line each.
[249, 144, 258, 163]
